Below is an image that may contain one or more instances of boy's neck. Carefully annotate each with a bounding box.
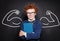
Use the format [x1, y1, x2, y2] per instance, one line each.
[28, 18, 35, 22]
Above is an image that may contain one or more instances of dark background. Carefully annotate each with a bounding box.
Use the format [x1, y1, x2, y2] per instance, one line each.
[0, 0, 60, 41]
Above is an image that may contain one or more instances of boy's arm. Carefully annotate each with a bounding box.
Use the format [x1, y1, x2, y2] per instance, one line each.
[25, 22, 42, 39]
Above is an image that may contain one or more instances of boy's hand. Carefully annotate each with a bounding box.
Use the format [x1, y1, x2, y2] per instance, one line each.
[19, 30, 25, 36]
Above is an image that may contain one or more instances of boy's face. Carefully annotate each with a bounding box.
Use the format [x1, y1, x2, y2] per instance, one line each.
[26, 9, 36, 20]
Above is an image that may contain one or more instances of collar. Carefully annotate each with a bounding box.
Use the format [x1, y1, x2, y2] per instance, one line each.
[28, 18, 35, 22]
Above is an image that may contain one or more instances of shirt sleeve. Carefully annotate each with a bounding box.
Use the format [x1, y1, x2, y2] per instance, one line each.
[24, 32, 27, 37]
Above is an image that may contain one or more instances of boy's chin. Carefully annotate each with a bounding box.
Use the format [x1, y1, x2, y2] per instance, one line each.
[28, 18, 33, 20]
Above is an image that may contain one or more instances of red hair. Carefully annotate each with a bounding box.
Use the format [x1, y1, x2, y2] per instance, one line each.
[23, 3, 38, 13]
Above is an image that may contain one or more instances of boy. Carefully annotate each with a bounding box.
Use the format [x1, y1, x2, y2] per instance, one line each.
[19, 3, 42, 41]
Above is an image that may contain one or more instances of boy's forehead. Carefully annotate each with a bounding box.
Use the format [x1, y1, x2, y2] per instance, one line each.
[26, 9, 35, 12]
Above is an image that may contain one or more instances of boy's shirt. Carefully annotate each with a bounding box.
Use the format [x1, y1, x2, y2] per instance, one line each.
[20, 19, 42, 40]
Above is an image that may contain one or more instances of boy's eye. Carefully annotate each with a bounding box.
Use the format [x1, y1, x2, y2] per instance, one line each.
[27, 12, 35, 14]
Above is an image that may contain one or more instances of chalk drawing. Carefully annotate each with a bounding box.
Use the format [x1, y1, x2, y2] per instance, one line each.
[2, 9, 22, 28]
[40, 10, 60, 28]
